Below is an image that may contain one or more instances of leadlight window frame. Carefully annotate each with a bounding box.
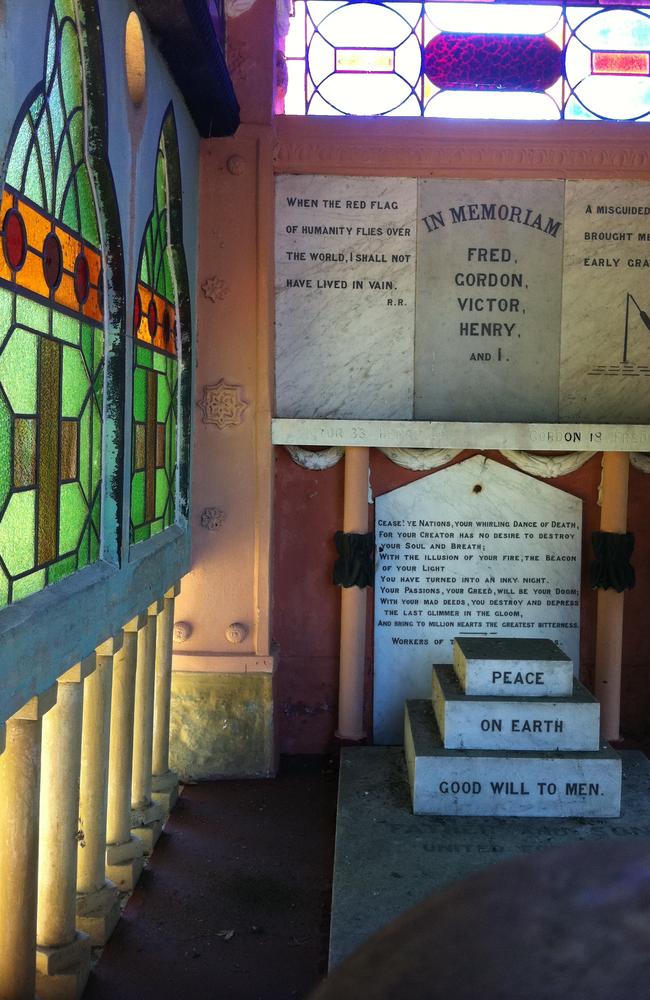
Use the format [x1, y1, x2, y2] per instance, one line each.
[0, 0, 125, 610]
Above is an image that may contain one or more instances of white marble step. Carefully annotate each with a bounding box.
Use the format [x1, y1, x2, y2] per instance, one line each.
[432, 665, 600, 752]
[453, 636, 574, 697]
[405, 700, 621, 818]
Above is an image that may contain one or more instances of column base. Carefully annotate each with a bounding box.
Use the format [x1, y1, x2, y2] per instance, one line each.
[131, 800, 165, 855]
[35, 931, 90, 1000]
[152, 770, 179, 814]
[105, 836, 144, 891]
[75, 881, 121, 946]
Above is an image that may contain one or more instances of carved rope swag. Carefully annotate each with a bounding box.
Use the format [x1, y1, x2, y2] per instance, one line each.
[283, 446, 647, 478]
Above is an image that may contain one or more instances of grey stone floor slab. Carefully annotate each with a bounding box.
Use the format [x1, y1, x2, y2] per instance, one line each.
[329, 747, 650, 969]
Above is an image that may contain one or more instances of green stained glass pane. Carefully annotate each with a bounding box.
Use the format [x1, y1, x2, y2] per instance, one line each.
[93, 367, 103, 410]
[52, 312, 80, 347]
[90, 527, 99, 562]
[24, 127, 48, 208]
[55, 140, 73, 217]
[13, 569, 46, 603]
[79, 403, 91, 500]
[133, 524, 150, 544]
[62, 176, 81, 232]
[77, 526, 90, 569]
[150, 519, 163, 536]
[163, 254, 174, 301]
[133, 367, 147, 423]
[93, 328, 103, 375]
[91, 493, 100, 534]
[81, 326, 93, 373]
[139, 248, 150, 286]
[0, 394, 11, 510]
[157, 374, 170, 422]
[91, 399, 101, 492]
[5, 116, 33, 192]
[131, 470, 145, 527]
[48, 552, 77, 584]
[36, 114, 55, 209]
[62, 345, 89, 418]
[48, 79, 65, 153]
[137, 345, 153, 369]
[0, 490, 35, 575]
[155, 467, 168, 519]
[169, 411, 177, 469]
[0, 288, 12, 329]
[59, 481, 87, 554]
[153, 351, 165, 373]
[60, 19, 83, 112]
[0, 327, 38, 414]
[0, 565, 8, 608]
[168, 355, 178, 390]
[76, 166, 100, 247]
[15, 296, 49, 336]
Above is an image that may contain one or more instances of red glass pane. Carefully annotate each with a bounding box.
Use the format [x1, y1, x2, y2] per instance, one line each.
[73, 252, 90, 304]
[42, 231, 63, 289]
[162, 307, 171, 346]
[147, 297, 157, 338]
[133, 289, 142, 332]
[425, 33, 563, 93]
[97, 266, 104, 316]
[592, 51, 650, 76]
[3, 208, 27, 271]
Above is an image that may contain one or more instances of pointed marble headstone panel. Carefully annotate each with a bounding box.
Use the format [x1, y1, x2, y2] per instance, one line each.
[275, 175, 417, 419]
[373, 456, 582, 744]
[559, 179, 650, 422]
[414, 178, 564, 421]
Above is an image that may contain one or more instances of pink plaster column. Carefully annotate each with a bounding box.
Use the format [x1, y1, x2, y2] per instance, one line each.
[337, 447, 370, 741]
[594, 452, 630, 741]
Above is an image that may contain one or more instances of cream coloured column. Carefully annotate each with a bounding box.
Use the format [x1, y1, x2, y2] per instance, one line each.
[130, 599, 165, 854]
[36, 659, 95, 1000]
[152, 582, 180, 813]
[337, 447, 370, 741]
[105, 613, 146, 891]
[594, 452, 630, 741]
[76, 634, 123, 945]
[0, 689, 55, 1000]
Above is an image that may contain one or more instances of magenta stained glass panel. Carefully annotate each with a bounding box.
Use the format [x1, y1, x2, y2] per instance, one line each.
[423, 33, 563, 92]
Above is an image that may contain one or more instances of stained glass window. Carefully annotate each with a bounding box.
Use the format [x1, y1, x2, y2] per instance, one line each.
[283, 3, 650, 120]
[0, 0, 105, 608]
[130, 117, 181, 545]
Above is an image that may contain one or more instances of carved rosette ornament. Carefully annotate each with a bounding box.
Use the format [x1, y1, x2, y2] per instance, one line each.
[198, 380, 249, 429]
[173, 621, 192, 643]
[201, 276, 230, 302]
[200, 507, 226, 531]
[225, 622, 248, 644]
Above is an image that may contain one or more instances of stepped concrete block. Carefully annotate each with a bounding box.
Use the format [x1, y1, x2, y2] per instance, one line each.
[453, 636, 573, 697]
[405, 700, 621, 818]
[432, 665, 600, 752]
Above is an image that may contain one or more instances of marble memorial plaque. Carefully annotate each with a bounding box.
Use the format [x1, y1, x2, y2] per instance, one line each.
[415, 178, 564, 421]
[373, 456, 582, 744]
[406, 701, 621, 818]
[560, 180, 650, 422]
[432, 666, 600, 752]
[275, 175, 416, 419]
[453, 636, 574, 697]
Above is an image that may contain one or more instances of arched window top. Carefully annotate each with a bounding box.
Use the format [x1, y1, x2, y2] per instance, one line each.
[282, 2, 650, 122]
[131, 106, 190, 547]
